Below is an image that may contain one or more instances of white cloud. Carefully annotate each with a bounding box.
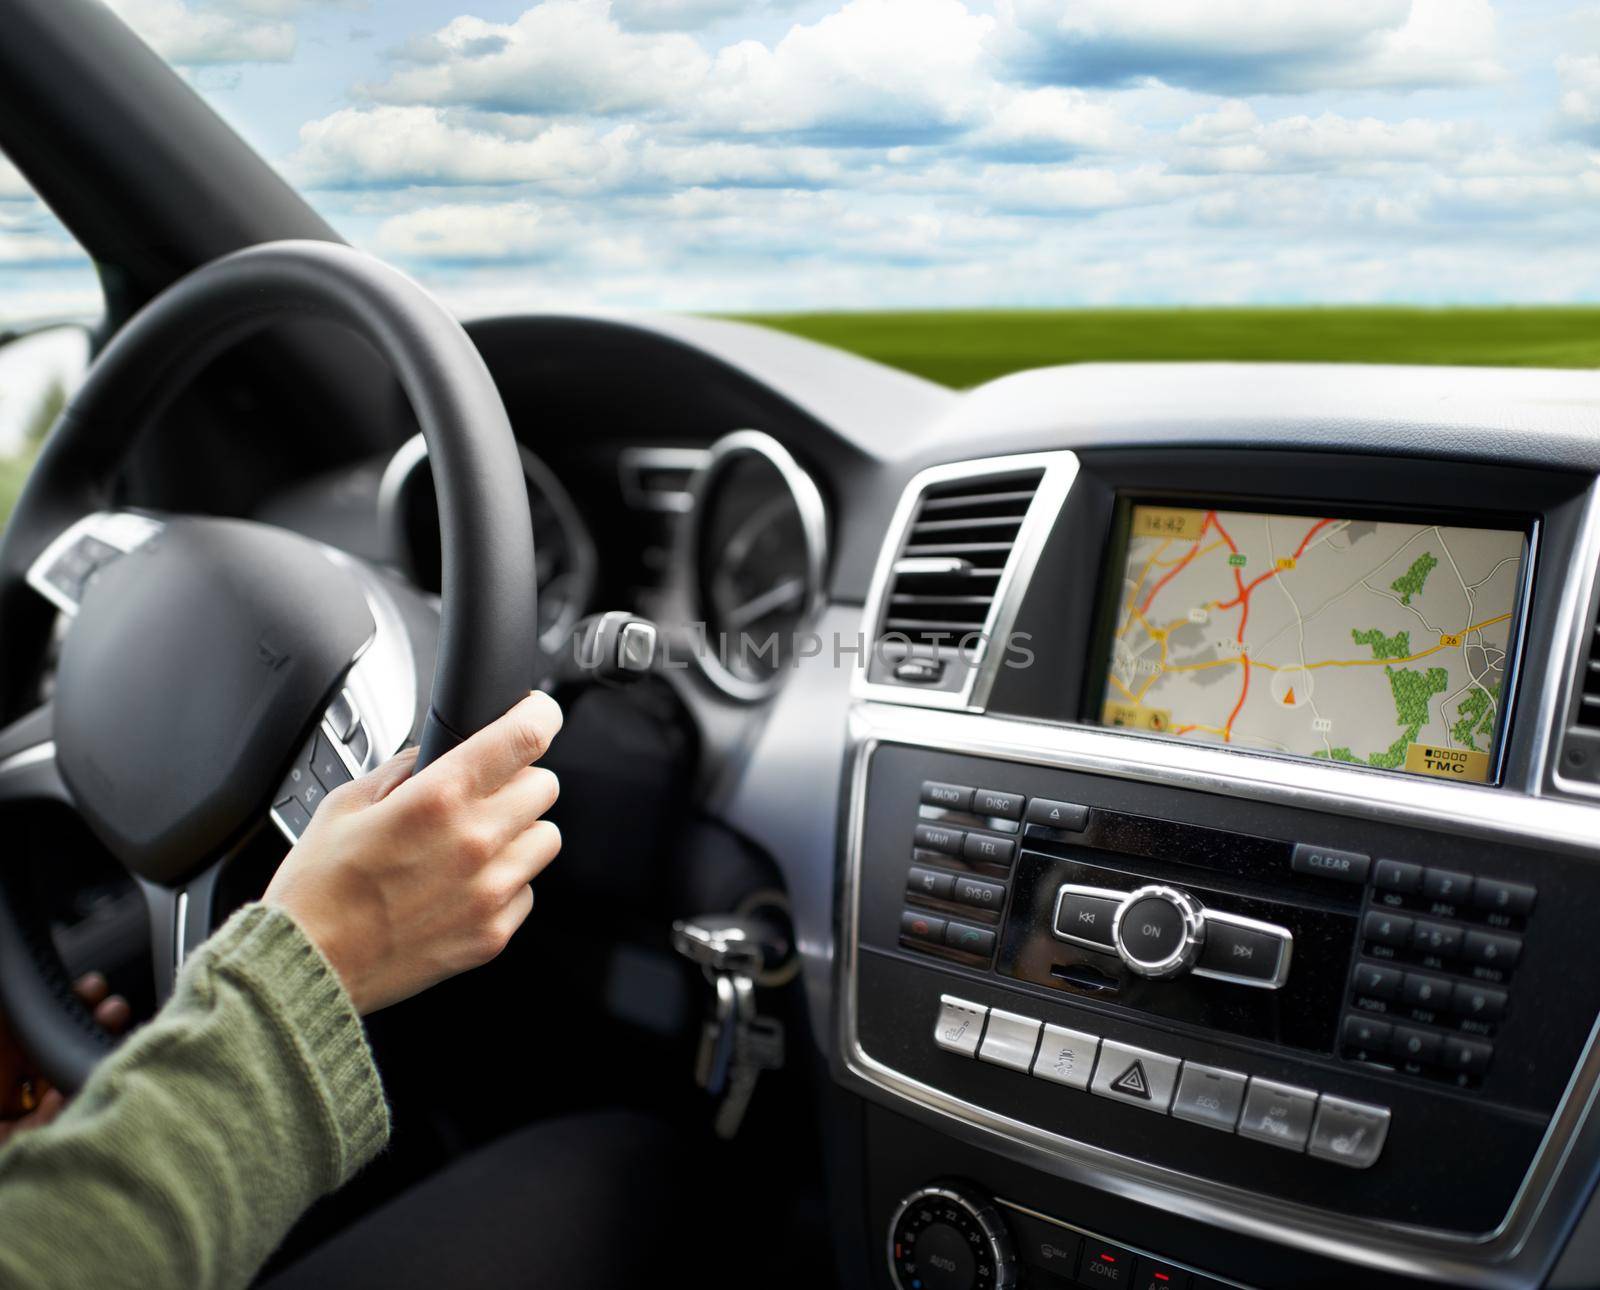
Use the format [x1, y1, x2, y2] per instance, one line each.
[292, 107, 636, 188]
[610, 0, 765, 31]
[1558, 54, 1600, 141]
[1174, 101, 1482, 175]
[104, 0, 296, 64]
[697, 0, 996, 141]
[999, 0, 1502, 94]
[369, 2, 709, 115]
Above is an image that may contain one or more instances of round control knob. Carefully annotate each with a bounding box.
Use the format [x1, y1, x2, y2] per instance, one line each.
[1112, 884, 1205, 979]
[887, 1182, 1016, 1290]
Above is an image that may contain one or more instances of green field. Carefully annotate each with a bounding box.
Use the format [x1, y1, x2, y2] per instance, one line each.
[731, 307, 1600, 389]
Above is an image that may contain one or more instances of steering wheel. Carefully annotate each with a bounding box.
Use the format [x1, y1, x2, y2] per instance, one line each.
[0, 240, 538, 1093]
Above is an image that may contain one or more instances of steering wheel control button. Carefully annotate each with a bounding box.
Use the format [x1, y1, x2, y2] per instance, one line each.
[1053, 885, 1124, 950]
[962, 833, 1016, 866]
[1024, 797, 1088, 833]
[1290, 842, 1370, 884]
[326, 690, 359, 742]
[310, 732, 353, 793]
[1308, 1096, 1391, 1169]
[1090, 1040, 1179, 1113]
[279, 752, 327, 817]
[1195, 915, 1291, 988]
[933, 996, 988, 1057]
[978, 1009, 1042, 1072]
[1171, 1063, 1247, 1132]
[1374, 858, 1424, 894]
[1474, 877, 1537, 916]
[1113, 885, 1204, 979]
[902, 910, 949, 945]
[954, 876, 1008, 911]
[972, 789, 1024, 820]
[271, 796, 313, 839]
[915, 823, 966, 857]
[1237, 1079, 1317, 1151]
[1030, 1023, 1100, 1091]
[945, 922, 997, 958]
[908, 867, 956, 901]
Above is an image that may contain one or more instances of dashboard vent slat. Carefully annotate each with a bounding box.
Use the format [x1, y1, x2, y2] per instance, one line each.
[875, 468, 1045, 652]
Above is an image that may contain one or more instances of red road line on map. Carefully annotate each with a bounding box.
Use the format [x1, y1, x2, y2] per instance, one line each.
[1224, 655, 1250, 742]
[1138, 512, 1215, 616]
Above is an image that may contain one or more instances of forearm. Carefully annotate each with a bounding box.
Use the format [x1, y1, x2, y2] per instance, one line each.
[0, 904, 389, 1290]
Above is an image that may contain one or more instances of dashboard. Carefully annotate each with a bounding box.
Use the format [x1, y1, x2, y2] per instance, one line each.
[254, 315, 1600, 1290]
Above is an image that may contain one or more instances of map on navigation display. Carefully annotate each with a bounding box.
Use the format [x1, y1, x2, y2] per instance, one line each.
[1096, 503, 1528, 782]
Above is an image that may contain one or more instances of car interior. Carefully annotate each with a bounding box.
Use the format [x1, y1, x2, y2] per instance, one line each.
[6, 2, 1600, 1288]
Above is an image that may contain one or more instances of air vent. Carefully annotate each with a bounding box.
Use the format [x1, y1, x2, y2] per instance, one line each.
[1556, 589, 1600, 791]
[878, 468, 1045, 651]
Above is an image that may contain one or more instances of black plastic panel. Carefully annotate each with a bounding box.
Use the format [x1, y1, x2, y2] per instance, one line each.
[854, 744, 1600, 1235]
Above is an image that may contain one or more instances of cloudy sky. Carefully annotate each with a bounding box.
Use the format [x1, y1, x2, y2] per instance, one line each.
[4, 0, 1600, 320]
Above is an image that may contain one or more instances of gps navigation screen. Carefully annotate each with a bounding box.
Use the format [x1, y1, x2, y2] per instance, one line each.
[1096, 502, 1530, 783]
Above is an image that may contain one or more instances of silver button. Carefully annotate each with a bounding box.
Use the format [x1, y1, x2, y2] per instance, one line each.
[1309, 1095, 1391, 1169]
[1171, 1062, 1247, 1131]
[1089, 1039, 1180, 1112]
[978, 1008, 1041, 1072]
[933, 995, 987, 1057]
[1239, 1078, 1318, 1150]
[1031, 1024, 1100, 1090]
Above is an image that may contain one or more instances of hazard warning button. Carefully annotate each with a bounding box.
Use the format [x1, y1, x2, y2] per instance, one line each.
[1090, 1039, 1181, 1113]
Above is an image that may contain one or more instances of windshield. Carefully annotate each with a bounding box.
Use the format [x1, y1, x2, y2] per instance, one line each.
[11, 0, 1600, 383]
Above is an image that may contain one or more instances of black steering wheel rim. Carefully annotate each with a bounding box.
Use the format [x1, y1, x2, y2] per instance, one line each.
[0, 239, 538, 1089]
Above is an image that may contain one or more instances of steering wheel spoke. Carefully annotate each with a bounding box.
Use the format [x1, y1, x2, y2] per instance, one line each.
[24, 510, 163, 617]
[138, 862, 224, 1003]
[0, 702, 70, 809]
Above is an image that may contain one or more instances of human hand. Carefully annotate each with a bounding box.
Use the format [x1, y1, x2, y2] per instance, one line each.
[263, 691, 564, 1015]
[0, 972, 130, 1145]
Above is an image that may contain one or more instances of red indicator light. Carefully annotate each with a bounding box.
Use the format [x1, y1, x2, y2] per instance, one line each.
[1155, 1275, 1171, 1283]
[1098, 1252, 1116, 1263]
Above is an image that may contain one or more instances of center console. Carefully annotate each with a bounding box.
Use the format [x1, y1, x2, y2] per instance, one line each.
[837, 447, 1600, 1289]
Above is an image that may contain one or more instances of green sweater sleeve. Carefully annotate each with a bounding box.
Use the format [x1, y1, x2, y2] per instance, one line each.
[0, 902, 390, 1290]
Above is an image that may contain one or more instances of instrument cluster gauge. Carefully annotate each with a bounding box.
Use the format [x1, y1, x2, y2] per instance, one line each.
[685, 430, 827, 701]
[378, 433, 597, 654]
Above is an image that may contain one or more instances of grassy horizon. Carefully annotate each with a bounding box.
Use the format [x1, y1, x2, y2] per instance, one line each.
[729, 305, 1600, 389]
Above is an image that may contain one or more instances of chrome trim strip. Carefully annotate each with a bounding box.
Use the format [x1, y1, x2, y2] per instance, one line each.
[0, 741, 56, 779]
[839, 701, 1600, 1286]
[681, 429, 829, 703]
[853, 451, 1080, 713]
